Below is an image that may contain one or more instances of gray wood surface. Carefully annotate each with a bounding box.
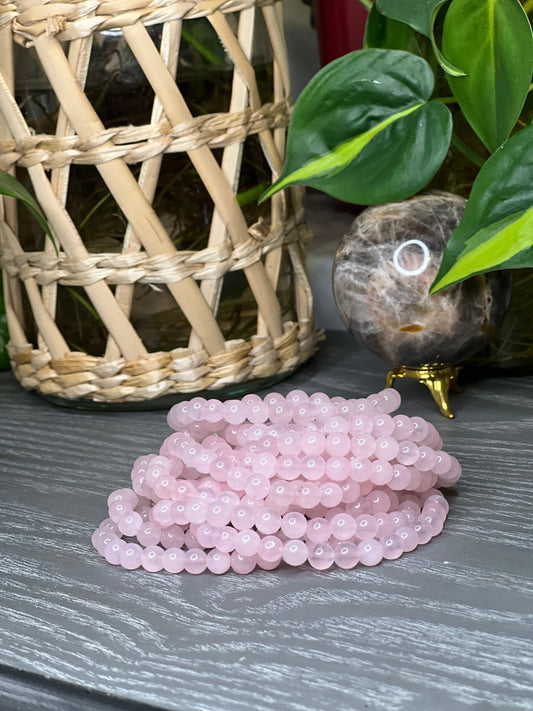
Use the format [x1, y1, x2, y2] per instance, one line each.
[1, 331, 532, 711]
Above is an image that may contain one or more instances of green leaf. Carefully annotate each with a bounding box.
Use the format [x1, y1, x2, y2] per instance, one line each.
[0, 170, 50, 235]
[364, 4, 419, 52]
[443, 0, 533, 153]
[260, 50, 452, 205]
[376, 0, 446, 36]
[431, 125, 533, 293]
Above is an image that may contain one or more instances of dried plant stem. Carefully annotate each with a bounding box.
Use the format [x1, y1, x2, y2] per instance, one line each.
[122, 20, 283, 341]
[33, 32, 227, 357]
[105, 19, 182, 362]
[0, 68, 146, 360]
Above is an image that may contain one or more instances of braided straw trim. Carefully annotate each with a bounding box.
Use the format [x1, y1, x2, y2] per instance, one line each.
[0, 101, 291, 171]
[4, 0, 279, 43]
[7, 319, 321, 402]
[1, 218, 310, 286]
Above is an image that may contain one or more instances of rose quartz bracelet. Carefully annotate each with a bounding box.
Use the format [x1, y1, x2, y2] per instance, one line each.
[92, 388, 461, 574]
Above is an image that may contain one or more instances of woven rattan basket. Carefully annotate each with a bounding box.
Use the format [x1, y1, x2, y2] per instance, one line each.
[0, 0, 319, 406]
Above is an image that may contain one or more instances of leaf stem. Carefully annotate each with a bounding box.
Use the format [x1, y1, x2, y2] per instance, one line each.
[451, 134, 485, 168]
[434, 96, 459, 104]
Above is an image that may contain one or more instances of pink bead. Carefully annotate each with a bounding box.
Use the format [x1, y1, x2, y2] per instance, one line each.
[109, 500, 132, 523]
[418, 512, 444, 536]
[349, 457, 372, 482]
[93, 529, 117, 555]
[152, 477, 179, 501]
[104, 539, 124, 565]
[301, 455, 326, 481]
[396, 526, 418, 552]
[277, 454, 302, 481]
[368, 490, 391, 514]
[324, 416, 349, 434]
[372, 414, 395, 437]
[283, 539, 308, 566]
[432, 450, 452, 475]
[213, 526, 237, 553]
[252, 453, 277, 478]
[286, 390, 309, 406]
[309, 392, 329, 406]
[330, 512, 356, 541]
[185, 549, 207, 574]
[167, 402, 192, 429]
[269, 402, 293, 425]
[117, 510, 142, 537]
[159, 524, 185, 549]
[390, 510, 409, 529]
[107, 488, 139, 509]
[170, 501, 189, 526]
[258, 535, 283, 563]
[227, 465, 251, 491]
[195, 523, 217, 548]
[230, 505, 256, 530]
[410, 416, 429, 443]
[150, 499, 174, 526]
[340, 480, 361, 504]
[307, 517, 332, 543]
[224, 400, 247, 425]
[346, 497, 372, 517]
[301, 431, 326, 456]
[417, 446, 438, 472]
[381, 534, 404, 560]
[357, 539, 384, 566]
[245, 474, 270, 499]
[294, 482, 321, 509]
[162, 547, 186, 573]
[255, 508, 282, 535]
[264, 392, 285, 408]
[389, 464, 411, 490]
[293, 403, 317, 424]
[278, 432, 301, 456]
[98, 518, 119, 534]
[315, 401, 336, 421]
[120, 543, 142, 570]
[184, 498, 208, 525]
[351, 434, 376, 458]
[141, 545, 164, 572]
[202, 399, 224, 423]
[319, 482, 344, 508]
[231, 552, 257, 574]
[396, 441, 420, 466]
[392, 414, 414, 440]
[281, 511, 307, 538]
[413, 522, 433, 544]
[268, 481, 295, 512]
[257, 435, 279, 456]
[307, 542, 335, 570]
[374, 512, 395, 537]
[333, 541, 359, 569]
[374, 436, 399, 462]
[235, 529, 261, 556]
[369, 460, 393, 485]
[437, 456, 461, 487]
[379, 388, 402, 413]
[209, 456, 233, 483]
[326, 433, 351, 457]
[424, 493, 449, 513]
[207, 550, 231, 574]
[354, 514, 379, 540]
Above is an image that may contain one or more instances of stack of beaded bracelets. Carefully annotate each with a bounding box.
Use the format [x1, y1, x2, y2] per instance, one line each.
[92, 389, 461, 574]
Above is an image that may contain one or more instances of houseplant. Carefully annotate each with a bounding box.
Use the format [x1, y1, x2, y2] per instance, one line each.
[262, 0, 533, 373]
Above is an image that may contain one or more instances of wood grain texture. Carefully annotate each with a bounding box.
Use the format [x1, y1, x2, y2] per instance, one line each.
[1, 331, 533, 711]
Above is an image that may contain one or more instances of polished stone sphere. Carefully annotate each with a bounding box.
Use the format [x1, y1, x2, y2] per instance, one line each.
[333, 193, 511, 368]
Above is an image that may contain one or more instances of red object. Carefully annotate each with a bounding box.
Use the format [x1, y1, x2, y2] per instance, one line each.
[313, 0, 369, 66]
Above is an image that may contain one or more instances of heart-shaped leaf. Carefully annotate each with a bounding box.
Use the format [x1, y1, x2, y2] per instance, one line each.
[261, 50, 452, 205]
[431, 126, 533, 293]
[376, 0, 445, 36]
[443, 0, 533, 153]
[364, 3, 419, 52]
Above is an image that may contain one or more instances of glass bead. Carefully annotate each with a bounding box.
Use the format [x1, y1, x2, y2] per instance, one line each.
[104, 539, 124, 565]
[120, 543, 142, 570]
[389, 464, 411, 490]
[269, 402, 293, 426]
[381, 534, 403, 560]
[162, 547, 186, 573]
[369, 460, 393, 486]
[281, 511, 307, 538]
[407, 467, 422, 490]
[330, 513, 356, 541]
[109, 500, 132, 523]
[107, 488, 139, 509]
[396, 441, 420, 466]
[213, 526, 237, 553]
[294, 482, 321, 509]
[227, 465, 251, 491]
[258, 535, 284, 563]
[264, 392, 285, 408]
[93, 529, 116, 555]
[324, 416, 350, 434]
[340, 480, 361, 504]
[252, 453, 277, 478]
[267, 481, 296, 512]
[307, 517, 332, 544]
[410, 416, 429, 443]
[379, 388, 402, 413]
[437, 456, 461, 487]
[278, 432, 301, 456]
[351, 434, 376, 458]
[245, 474, 270, 499]
[185, 498, 208, 525]
[375, 436, 399, 462]
[417, 446, 438, 472]
[319, 482, 344, 508]
[307, 542, 335, 570]
[357, 539, 384, 566]
[424, 493, 449, 514]
[170, 501, 189, 526]
[413, 522, 432, 544]
[283, 539, 308, 566]
[231, 552, 257, 574]
[235, 529, 261, 556]
[309, 392, 329, 406]
[349, 457, 372, 483]
[315, 402, 336, 421]
[286, 390, 309, 406]
[301, 431, 326, 456]
[326, 433, 351, 458]
[194, 523, 216, 548]
[277, 455, 302, 481]
[354, 514, 379, 540]
[432, 450, 452, 475]
[118, 511, 143, 537]
[293, 403, 316, 424]
[99, 518, 119, 534]
[372, 414, 395, 437]
[334, 541, 359, 569]
[207, 550, 231, 574]
[248, 401, 269, 424]
[396, 526, 418, 552]
[159, 524, 184, 549]
[152, 477, 179, 501]
[368, 490, 391, 513]
[374, 512, 395, 537]
[141, 545, 164, 572]
[255, 508, 282, 535]
[224, 400, 247, 425]
[301, 455, 326, 481]
[418, 512, 444, 536]
[230, 505, 256, 530]
[185, 549, 208, 574]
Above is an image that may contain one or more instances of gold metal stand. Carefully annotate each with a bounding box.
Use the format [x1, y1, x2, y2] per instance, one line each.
[385, 363, 462, 419]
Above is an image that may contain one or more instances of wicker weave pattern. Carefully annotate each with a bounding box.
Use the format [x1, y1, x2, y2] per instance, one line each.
[0, 0, 319, 404]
